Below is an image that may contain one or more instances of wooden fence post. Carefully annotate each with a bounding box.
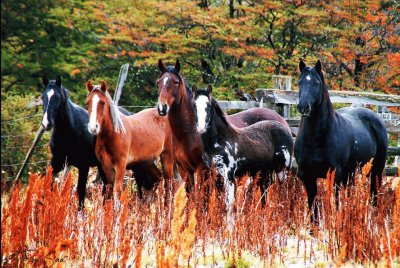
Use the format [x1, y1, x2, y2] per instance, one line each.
[272, 75, 292, 118]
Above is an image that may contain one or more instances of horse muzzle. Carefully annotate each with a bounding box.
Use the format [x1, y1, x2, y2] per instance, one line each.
[157, 103, 169, 116]
[41, 117, 53, 130]
[297, 103, 311, 117]
[87, 123, 100, 135]
[41, 123, 53, 131]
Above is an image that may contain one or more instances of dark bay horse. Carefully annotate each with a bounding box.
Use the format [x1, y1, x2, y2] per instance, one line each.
[86, 80, 175, 200]
[156, 59, 292, 190]
[192, 85, 293, 222]
[41, 76, 160, 208]
[295, 60, 388, 220]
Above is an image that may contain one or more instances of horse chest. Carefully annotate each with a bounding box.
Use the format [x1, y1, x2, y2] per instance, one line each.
[211, 142, 245, 181]
[51, 129, 96, 166]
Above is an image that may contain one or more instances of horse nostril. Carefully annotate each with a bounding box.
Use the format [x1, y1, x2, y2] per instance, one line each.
[157, 103, 168, 116]
[298, 103, 311, 116]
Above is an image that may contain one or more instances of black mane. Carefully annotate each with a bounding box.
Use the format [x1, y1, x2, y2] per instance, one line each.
[210, 97, 229, 127]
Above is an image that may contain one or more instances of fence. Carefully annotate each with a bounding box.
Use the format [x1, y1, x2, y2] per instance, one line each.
[219, 75, 400, 175]
[1, 75, 399, 177]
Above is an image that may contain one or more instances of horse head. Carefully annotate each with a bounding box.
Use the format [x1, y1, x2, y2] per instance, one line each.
[192, 84, 213, 133]
[86, 80, 109, 135]
[41, 75, 65, 130]
[297, 59, 325, 117]
[156, 59, 184, 116]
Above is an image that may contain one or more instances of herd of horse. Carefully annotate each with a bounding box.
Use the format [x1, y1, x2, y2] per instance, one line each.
[40, 59, 388, 222]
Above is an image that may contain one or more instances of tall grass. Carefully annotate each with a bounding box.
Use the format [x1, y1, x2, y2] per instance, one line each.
[1, 165, 399, 267]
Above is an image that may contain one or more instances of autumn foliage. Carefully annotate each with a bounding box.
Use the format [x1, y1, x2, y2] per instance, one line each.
[1, 164, 399, 267]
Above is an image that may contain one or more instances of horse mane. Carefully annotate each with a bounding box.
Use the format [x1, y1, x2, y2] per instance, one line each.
[315, 68, 333, 113]
[93, 86, 126, 134]
[210, 97, 229, 127]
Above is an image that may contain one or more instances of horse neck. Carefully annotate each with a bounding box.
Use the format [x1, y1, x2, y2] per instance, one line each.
[301, 87, 334, 139]
[202, 104, 234, 151]
[168, 92, 197, 141]
[53, 95, 74, 131]
[98, 105, 118, 139]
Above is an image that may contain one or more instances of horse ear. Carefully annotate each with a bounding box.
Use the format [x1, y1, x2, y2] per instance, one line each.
[192, 84, 198, 93]
[158, 59, 166, 72]
[207, 84, 213, 94]
[42, 75, 49, 86]
[315, 60, 322, 74]
[175, 60, 180, 73]
[100, 80, 108, 92]
[299, 59, 306, 73]
[56, 75, 62, 87]
[86, 80, 94, 93]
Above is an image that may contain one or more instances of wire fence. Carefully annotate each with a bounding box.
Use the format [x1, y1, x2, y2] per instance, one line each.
[2, 104, 399, 176]
[1, 114, 42, 124]
[1, 160, 50, 168]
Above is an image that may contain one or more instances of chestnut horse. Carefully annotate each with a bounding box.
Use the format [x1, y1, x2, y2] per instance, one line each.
[86, 80, 174, 200]
[156, 59, 291, 190]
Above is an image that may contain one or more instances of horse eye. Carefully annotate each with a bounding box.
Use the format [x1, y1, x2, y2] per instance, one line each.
[173, 80, 179, 85]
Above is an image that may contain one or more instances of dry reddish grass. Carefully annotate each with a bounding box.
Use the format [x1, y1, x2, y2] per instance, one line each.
[1, 165, 399, 267]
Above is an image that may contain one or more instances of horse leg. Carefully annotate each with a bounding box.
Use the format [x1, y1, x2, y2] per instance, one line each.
[77, 166, 89, 210]
[302, 177, 318, 224]
[370, 157, 385, 206]
[50, 157, 64, 176]
[258, 171, 269, 206]
[160, 153, 175, 201]
[50, 158, 64, 190]
[224, 178, 235, 231]
[113, 165, 125, 208]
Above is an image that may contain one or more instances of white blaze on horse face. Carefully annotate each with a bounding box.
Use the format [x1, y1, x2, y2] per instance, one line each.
[163, 76, 169, 86]
[195, 95, 210, 133]
[88, 94, 100, 134]
[42, 89, 54, 128]
[306, 75, 311, 81]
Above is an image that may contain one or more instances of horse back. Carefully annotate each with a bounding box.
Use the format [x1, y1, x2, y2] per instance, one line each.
[336, 107, 388, 165]
[228, 107, 291, 132]
[123, 108, 172, 162]
[236, 120, 293, 166]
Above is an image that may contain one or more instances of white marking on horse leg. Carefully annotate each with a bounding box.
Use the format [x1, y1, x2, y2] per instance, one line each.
[282, 148, 291, 167]
[195, 95, 209, 133]
[88, 94, 100, 134]
[41, 89, 54, 128]
[277, 171, 285, 182]
[225, 179, 235, 232]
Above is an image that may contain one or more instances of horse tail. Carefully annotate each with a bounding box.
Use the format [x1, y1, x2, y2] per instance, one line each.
[369, 115, 388, 194]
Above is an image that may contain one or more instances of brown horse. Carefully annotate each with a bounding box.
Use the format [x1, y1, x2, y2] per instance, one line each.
[156, 59, 291, 189]
[86, 80, 174, 200]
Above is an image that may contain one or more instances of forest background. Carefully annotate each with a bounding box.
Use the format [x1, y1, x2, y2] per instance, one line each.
[1, 0, 399, 180]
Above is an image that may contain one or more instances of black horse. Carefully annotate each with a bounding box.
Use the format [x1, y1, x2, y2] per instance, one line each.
[192, 85, 293, 222]
[294, 60, 388, 220]
[41, 76, 160, 208]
